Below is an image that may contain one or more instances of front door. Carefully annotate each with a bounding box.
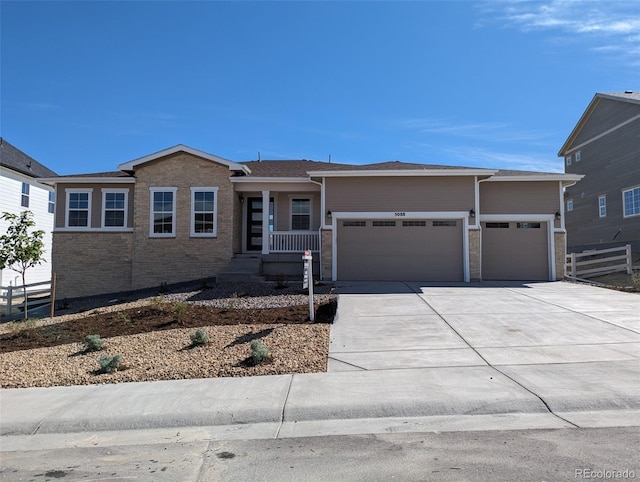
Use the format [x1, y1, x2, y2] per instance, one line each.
[246, 197, 274, 251]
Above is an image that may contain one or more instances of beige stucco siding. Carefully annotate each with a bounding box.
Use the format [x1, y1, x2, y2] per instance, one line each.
[52, 232, 133, 299]
[480, 181, 559, 215]
[130, 153, 235, 289]
[325, 177, 475, 217]
[55, 183, 134, 229]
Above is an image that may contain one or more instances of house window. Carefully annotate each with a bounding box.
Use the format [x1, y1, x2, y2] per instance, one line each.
[575, 151, 581, 162]
[567, 199, 574, 211]
[623, 186, 640, 217]
[102, 189, 128, 228]
[190, 187, 218, 237]
[48, 192, 55, 214]
[66, 189, 92, 227]
[291, 198, 311, 230]
[565, 155, 572, 166]
[21, 182, 30, 207]
[598, 195, 606, 218]
[150, 187, 177, 236]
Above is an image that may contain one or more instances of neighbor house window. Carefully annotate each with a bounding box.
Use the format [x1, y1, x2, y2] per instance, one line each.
[190, 187, 218, 237]
[565, 155, 572, 166]
[567, 199, 574, 211]
[291, 198, 311, 230]
[598, 195, 606, 218]
[102, 189, 128, 228]
[150, 187, 177, 236]
[66, 189, 92, 228]
[575, 151, 581, 162]
[623, 186, 640, 217]
[21, 182, 30, 207]
[48, 192, 55, 214]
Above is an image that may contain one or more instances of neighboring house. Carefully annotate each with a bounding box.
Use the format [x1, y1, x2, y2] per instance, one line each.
[0, 138, 57, 287]
[558, 91, 640, 253]
[40, 144, 582, 299]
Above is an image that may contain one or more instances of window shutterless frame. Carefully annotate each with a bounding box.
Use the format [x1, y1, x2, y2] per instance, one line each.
[598, 195, 606, 218]
[290, 197, 312, 230]
[65, 188, 93, 228]
[101, 188, 129, 228]
[149, 187, 177, 237]
[622, 186, 640, 218]
[190, 187, 218, 237]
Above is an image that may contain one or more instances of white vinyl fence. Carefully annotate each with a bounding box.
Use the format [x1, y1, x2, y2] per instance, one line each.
[0, 279, 52, 318]
[566, 244, 633, 280]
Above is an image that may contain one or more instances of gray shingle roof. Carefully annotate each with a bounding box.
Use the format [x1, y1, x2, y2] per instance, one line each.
[601, 91, 640, 103]
[0, 138, 57, 178]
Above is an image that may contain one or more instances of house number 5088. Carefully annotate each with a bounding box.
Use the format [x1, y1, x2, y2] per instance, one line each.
[394, 212, 406, 216]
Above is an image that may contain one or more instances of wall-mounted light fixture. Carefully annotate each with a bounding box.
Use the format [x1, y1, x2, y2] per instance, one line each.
[239, 195, 244, 204]
[327, 210, 332, 218]
[555, 211, 561, 221]
[469, 209, 476, 218]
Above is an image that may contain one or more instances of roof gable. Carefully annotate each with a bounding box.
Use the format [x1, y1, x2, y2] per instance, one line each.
[558, 91, 640, 156]
[118, 144, 250, 173]
[0, 138, 57, 178]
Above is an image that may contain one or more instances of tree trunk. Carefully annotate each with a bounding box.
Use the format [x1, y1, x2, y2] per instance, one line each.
[21, 272, 28, 320]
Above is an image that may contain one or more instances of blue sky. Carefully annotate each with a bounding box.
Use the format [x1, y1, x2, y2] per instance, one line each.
[1, 1, 638, 175]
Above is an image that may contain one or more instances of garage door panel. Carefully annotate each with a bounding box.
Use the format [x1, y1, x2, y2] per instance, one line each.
[337, 219, 463, 281]
[482, 221, 548, 280]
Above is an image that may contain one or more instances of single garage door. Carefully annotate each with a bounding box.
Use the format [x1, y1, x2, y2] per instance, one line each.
[336, 219, 464, 281]
[482, 221, 549, 280]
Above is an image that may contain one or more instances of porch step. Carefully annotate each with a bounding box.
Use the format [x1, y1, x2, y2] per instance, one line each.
[217, 256, 264, 283]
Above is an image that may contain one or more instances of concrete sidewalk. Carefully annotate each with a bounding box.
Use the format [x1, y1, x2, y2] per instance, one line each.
[1, 281, 639, 444]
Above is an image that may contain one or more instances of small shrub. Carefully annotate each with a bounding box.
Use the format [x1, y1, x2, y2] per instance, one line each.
[98, 354, 122, 374]
[275, 273, 288, 289]
[116, 311, 132, 324]
[84, 334, 104, 352]
[190, 328, 210, 346]
[174, 301, 188, 323]
[159, 281, 168, 294]
[6, 318, 38, 333]
[632, 272, 640, 286]
[250, 340, 270, 365]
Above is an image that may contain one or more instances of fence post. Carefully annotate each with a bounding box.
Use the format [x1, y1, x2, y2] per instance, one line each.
[626, 244, 633, 275]
[50, 273, 57, 318]
[570, 253, 577, 279]
[7, 284, 12, 316]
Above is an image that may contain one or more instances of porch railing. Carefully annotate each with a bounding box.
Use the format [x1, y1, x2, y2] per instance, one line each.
[270, 231, 319, 253]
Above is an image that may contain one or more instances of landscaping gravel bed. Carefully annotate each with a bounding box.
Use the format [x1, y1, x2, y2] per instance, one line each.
[0, 281, 336, 389]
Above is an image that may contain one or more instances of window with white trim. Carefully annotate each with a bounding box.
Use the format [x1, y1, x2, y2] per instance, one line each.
[190, 187, 218, 237]
[48, 192, 55, 214]
[66, 189, 92, 227]
[598, 195, 606, 218]
[575, 151, 581, 162]
[102, 189, 128, 228]
[567, 199, 574, 212]
[623, 186, 640, 217]
[150, 188, 177, 236]
[291, 198, 311, 230]
[21, 182, 30, 207]
[565, 155, 572, 166]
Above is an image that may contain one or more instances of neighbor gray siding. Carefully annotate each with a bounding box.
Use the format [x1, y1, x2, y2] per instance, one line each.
[572, 98, 640, 147]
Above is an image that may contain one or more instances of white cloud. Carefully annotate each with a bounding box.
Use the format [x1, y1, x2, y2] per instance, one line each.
[443, 146, 564, 173]
[481, 1, 640, 66]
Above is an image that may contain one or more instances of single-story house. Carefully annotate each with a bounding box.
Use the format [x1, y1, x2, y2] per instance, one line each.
[40, 145, 583, 299]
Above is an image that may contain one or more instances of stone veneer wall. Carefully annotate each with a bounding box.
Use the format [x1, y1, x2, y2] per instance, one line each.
[320, 229, 333, 280]
[131, 153, 235, 289]
[554, 231, 566, 280]
[468, 228, 481, 281]
[52, 232, 133, 299]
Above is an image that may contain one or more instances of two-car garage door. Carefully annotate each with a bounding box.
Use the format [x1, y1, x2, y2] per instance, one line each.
[336, 218, 464, 281]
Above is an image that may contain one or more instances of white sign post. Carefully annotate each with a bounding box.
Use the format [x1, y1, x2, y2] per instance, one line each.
[302, 249, 314, 322]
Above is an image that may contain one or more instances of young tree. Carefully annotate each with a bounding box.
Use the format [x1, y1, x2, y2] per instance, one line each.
[0, 211, 45, 319]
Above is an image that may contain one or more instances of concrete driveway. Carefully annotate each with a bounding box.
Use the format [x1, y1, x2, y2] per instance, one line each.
[327, 280, 640, 426]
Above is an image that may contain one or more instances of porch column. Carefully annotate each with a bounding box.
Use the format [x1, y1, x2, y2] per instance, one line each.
[261, 190, 270, 254]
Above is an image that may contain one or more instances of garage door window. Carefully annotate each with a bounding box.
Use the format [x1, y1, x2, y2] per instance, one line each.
[402, 220, 426, 227]
[486, 222, 509, 228]
[517, 222, 541, 229]
[372, 221, 396, 227]
[343, 221, 366, 227]
[433, 220, 457, 227]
